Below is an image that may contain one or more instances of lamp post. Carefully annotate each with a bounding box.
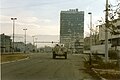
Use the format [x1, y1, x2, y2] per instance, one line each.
[32, 36, 35, 52]
[23, 28, 27, 53]
[88, 12, 92, 66]
[11, 18, 17, 53]
[35, 38, 38, 52]
[32, 36, 35, 46]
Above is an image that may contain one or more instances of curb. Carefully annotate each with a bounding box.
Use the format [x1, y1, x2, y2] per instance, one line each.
[1, 57, 29, 64]
[82, 55, 107, 80]
[91, 68, 107, 80]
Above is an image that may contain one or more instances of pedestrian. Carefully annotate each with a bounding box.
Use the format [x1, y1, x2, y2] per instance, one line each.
[53, 44, 60, 54]
[61, 44, 67, 54]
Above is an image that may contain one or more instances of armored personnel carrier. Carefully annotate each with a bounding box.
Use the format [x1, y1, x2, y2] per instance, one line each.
[52, 44, 67, 59]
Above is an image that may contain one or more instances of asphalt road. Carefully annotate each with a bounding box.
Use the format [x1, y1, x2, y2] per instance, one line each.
[1, 53, 98, 80]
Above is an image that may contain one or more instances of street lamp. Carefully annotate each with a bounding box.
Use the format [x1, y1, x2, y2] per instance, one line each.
[23, 28, 27, 53]
[11, 18, 17, 53]
[32, 36, 35, 46]
[35, 38, 38, 48]
[88, 12, 92, 66]
[35, 38, 38, 52]
[32, 36, 35, 52]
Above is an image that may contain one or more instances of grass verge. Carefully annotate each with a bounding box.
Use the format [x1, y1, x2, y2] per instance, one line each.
[84, 59, 120, 80]
[1, 53, 28, 63]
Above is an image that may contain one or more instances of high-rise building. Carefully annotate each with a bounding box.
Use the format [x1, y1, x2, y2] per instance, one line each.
[60, 9, 84, 53]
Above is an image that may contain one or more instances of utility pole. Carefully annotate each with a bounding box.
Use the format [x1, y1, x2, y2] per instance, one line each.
[88, 12, 92, 66]
[23, 28, 27, 53]
[105, 0, 109, 62]
[11, 18, 17, 53]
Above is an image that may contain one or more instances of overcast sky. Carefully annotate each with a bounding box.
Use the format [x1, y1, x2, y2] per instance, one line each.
[0, 0, 117, 37]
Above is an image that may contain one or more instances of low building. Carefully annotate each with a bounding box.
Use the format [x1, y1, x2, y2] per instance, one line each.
[14, 42, 36, 53]
[14, 42, 25, 52]
[92, 18, 120, 54]
[26, 43, 36, 52]
[0, 33, 12, 53]
[84, 34, 99, 51]
[99, 18, 120, 49]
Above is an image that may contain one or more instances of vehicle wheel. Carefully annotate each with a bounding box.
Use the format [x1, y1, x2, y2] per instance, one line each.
[53, 54, 56, 59]
[65, 53, 67, 59]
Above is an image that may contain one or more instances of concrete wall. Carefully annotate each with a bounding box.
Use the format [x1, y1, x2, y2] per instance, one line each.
[91, 44, 112, 54]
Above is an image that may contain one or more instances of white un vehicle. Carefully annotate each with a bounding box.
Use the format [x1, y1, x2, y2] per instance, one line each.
[52, 44, 67, 59]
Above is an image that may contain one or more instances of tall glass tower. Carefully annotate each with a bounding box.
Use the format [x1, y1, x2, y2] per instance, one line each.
[60, 9, 84, 53]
